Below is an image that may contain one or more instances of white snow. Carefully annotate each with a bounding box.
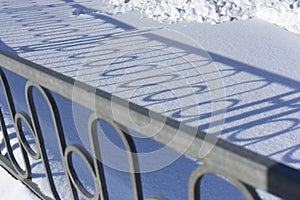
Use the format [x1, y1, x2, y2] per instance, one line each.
[0, 0, 299, 199]
[255, 0, 300, 34]
[0, 167, 39, 200]
[105, 0, 300, 34]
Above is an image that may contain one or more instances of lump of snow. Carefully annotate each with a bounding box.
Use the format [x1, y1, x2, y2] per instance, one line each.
[105, 0, 300, 34]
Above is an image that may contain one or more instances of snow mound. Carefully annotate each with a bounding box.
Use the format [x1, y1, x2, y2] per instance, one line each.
[255, 0, 300, 34]
[105, 0, 300, 34]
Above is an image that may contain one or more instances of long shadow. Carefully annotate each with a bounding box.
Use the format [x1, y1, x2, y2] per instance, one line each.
[0, 39, 17, 55]
[209, 53, 300, 90]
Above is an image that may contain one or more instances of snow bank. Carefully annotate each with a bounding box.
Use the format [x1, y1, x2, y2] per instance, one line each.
[105, 0, 300, 34]
[255, 0, 300, 34]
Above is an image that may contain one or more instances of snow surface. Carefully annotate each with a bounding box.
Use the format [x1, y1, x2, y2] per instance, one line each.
[0, 167, 39, 200]
[106, 0, 300, 34]
[0, 0, 299, 199]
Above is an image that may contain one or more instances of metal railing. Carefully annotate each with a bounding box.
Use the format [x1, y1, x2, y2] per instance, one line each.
[0, 49, 300, 200]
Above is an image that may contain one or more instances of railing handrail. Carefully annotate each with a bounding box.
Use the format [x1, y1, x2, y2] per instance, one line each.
[0, 49, 300, 199]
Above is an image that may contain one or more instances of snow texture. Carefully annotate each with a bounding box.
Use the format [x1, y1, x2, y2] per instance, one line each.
[106, 0, 300, 34]
[0, 167, 39, 200]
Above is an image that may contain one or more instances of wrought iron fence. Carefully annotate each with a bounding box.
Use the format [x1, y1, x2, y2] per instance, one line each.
[0, 49, 300, 200]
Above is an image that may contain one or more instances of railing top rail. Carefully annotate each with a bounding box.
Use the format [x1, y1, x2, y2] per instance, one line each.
[1, 49, 300, 199]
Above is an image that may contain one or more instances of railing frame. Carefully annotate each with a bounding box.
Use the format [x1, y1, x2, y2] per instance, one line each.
[0, 49, 300, 199]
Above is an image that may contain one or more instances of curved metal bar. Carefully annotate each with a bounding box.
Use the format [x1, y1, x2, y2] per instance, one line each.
[12, 111, 41, 180]
[0, 68, 31, 180]
[65, 144, 100, 200]
[88, 113, 109, 200]
[0, 68, 16, 122]
[15, 111, 40, 160]
[25, 81, 76, 200]
[88, 112, 144, 200]
[188, 165, 261, 200]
